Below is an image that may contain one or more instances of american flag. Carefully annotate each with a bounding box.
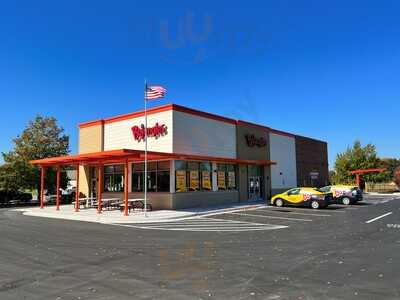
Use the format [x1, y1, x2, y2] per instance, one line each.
[145, 85, 166, 100]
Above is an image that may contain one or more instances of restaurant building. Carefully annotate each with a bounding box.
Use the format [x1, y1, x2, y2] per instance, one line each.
[32, 104, 328, 210]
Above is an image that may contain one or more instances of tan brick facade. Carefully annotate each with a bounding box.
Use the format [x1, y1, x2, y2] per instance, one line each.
[78, 124, 104, 197]
[79, 124, 104, 154]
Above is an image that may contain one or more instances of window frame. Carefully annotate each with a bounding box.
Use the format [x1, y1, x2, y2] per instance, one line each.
[175, 160, 215, 193]
[131, 161, 171, 193]
[103, 164, 125, 193]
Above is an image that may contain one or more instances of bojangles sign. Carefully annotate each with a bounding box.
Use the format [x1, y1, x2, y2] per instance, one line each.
[131, 123, 168, 142]
[245, 134, 267, 147]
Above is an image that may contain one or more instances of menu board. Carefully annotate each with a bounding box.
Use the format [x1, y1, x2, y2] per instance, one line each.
[228, 171, 236, 189]
[189, 170, 199, 191]
[176, 170, 186, 192]
[202, 171, 212, 190]
[218, 171, 226, 190]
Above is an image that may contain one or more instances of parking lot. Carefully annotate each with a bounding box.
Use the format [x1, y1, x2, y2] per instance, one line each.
[117, 196, 380, 232]
[0, 194, 399, 300]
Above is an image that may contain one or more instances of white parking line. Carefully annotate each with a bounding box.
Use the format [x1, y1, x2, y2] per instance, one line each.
[136, 227, 284, 232]
[259, 209, 331, 217]
[269, 206, 347, 213]
[112, 216, 288, 232]
[365, 212, 393, 224]
[335, 206, 359, 210]
[229, 212, 312, 222]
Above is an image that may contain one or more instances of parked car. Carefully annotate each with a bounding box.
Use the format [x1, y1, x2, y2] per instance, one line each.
[318, 185, 363, 205]
[0, 190, 33, 206]
[271, 187, 332, 209]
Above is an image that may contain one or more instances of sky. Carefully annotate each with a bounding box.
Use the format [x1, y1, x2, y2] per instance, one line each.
[0, 0, 399, 168]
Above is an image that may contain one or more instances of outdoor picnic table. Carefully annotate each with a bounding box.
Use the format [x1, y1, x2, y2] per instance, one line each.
[119, 198, 152, 212]
[72, 197, 97, 209]
[100, 198, 122, 210]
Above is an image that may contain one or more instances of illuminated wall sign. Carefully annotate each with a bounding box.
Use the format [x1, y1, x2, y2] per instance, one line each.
[245, 134, 267, 148]
[131, 123, 168, 142]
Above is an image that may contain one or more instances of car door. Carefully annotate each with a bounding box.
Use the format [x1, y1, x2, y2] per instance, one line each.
[287, 188, 302, 204]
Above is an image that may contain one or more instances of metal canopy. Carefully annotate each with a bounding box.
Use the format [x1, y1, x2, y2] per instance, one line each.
[30, 149, 276, 167]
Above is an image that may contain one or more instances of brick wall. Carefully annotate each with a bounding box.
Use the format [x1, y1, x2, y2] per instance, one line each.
[295, 136, 329, 187]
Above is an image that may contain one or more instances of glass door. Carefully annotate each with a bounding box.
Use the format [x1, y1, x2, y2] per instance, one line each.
[248, 176, 261, 200]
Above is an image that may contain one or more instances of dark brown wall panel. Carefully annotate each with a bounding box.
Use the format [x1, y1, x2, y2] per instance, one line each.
[295, 136, 329, 187]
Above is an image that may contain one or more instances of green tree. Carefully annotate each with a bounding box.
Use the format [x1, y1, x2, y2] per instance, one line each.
[1, 116, 70, 193]
[331, 140, 389, 184]
[381, 158, 400, 179]
[394, 166, 400, 188]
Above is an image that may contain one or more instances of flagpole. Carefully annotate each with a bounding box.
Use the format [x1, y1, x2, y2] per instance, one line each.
[144, 79, 148, 217]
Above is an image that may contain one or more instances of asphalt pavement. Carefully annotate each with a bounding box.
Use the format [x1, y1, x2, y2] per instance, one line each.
[0, 194, 399, 300]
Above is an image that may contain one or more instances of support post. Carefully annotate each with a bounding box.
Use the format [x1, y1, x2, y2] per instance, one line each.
[144, 80, 148, 217]
[40, 166, 46, 209]
[56, 166, 61, 211]
[97, 165, 103, 214]
[124, 160, 129, 216]
[75, 164, 80, 212]
[356, 174, 360, 188]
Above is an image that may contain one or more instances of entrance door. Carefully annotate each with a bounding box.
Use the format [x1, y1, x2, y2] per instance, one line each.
[248, 176, 261, 200]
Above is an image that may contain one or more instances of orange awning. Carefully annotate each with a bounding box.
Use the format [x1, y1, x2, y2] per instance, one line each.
[30, 149, 276, 167]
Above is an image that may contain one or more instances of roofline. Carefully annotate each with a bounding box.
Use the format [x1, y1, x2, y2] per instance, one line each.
[78, 103, 325, 142]
[79, 103, 237, 128]
[293, 134, 327, 144]
[235, 120, 297, 138]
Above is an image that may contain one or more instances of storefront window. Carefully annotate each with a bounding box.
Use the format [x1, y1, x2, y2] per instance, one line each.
[175, 161, 187, 192]
[104, 165, 124, 192]
[175, 161, 213, 192]
[157, 161, 170, 192]
[217, 164, 237, 190]
[132, 161, 170, 192]
[217, 164, 227, 190]
[188, 162, 200, 191]
[200, 162, 212, 191]
[227, 164, 237, 190]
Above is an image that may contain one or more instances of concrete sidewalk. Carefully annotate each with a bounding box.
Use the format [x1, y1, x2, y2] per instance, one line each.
[15, 201, 267, 224]
[364, 192, 400, 196]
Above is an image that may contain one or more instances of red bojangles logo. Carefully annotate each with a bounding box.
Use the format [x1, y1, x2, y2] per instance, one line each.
[131, 123, 168, 142]
[245, 134, 267, 147]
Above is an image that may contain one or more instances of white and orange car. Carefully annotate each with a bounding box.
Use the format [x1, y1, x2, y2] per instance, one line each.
[318, 185, 363, 205]
[271, 187, 332, 209]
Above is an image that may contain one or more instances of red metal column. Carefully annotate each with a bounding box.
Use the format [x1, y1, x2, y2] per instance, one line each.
[97, 165, 103, 214]
[75, 164, 80, 212]
[356, 174, 360, 188]
[56, 166, 61, 211]
[40, 166, 46, 209]
[124, 160, 129, 216]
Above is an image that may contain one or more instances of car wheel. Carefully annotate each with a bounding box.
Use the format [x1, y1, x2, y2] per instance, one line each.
[311, 200, 320, 209]
[342, 197, 351, 205]
[275, 198, 284, 207]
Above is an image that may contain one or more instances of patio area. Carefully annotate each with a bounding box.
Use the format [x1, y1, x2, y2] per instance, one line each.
[17, 204, 194, 224]
[15, 201, 267, 224]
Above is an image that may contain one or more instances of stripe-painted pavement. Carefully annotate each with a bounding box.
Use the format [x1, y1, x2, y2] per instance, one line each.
[114, 217, 288, 232]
